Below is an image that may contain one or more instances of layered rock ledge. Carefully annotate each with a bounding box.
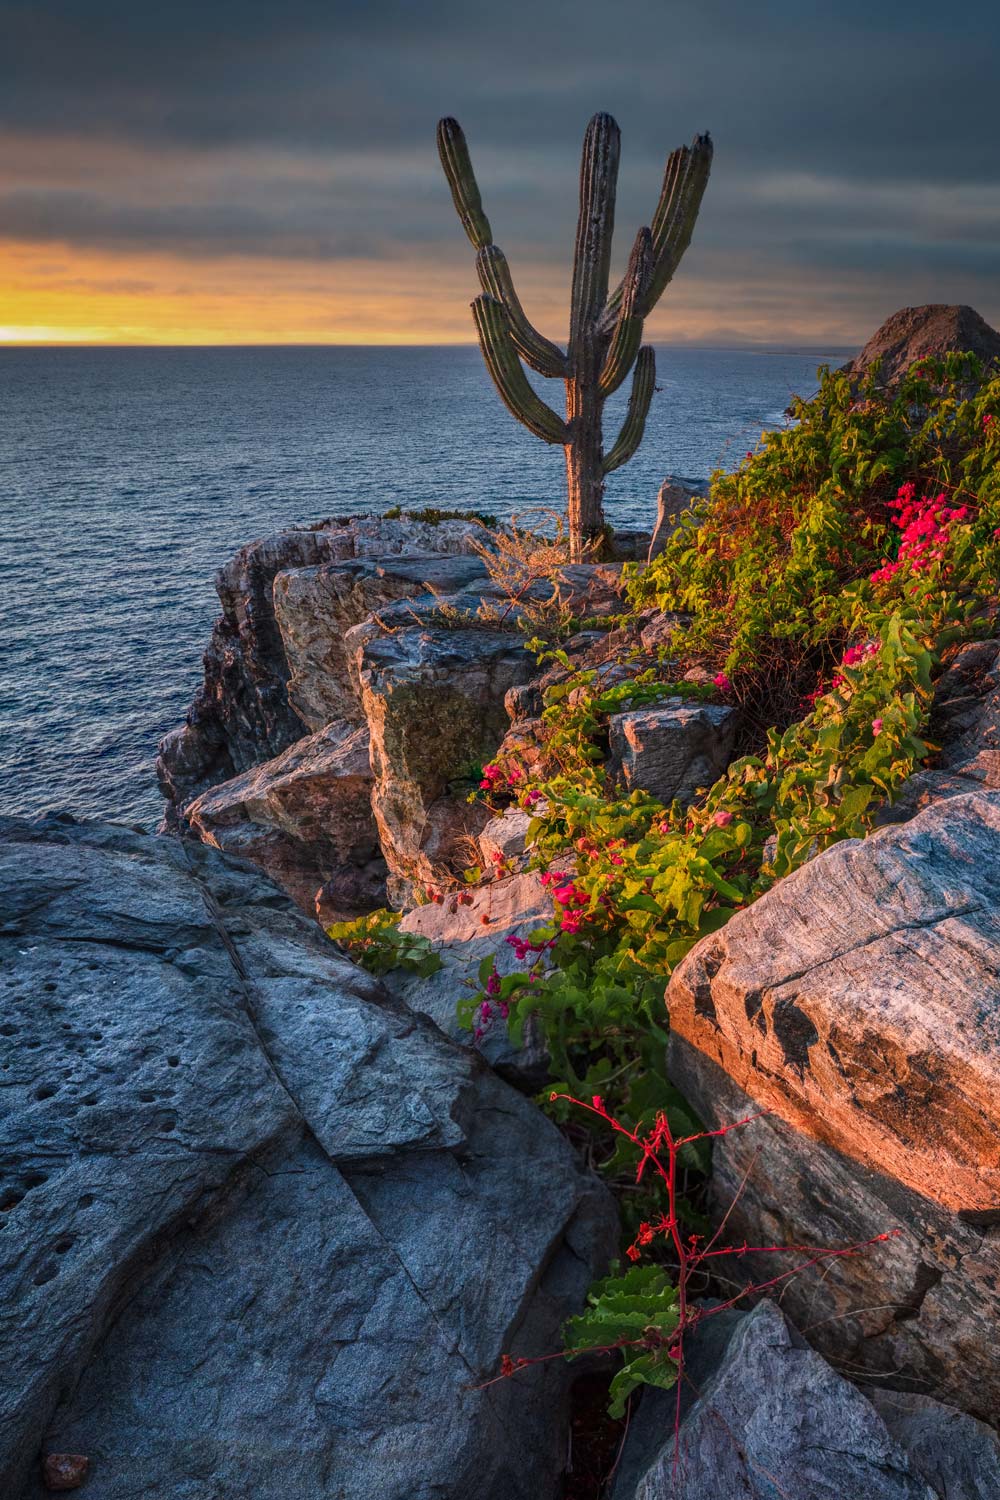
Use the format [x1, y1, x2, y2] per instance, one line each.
[157, 514, 642, 914]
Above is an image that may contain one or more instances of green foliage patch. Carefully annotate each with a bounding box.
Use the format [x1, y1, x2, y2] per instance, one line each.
[327, 909, 443, 978]
[563, 1262, 680, 1418]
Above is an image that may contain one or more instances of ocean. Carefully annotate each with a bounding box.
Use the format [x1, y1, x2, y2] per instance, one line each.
[0, 344, 847, 827]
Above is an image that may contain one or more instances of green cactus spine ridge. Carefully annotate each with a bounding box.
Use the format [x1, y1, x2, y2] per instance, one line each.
[599, 227, 653, 397]
[603, 132, 713, 328]
[569, 112, 621, 340]
[603, 345, 656, 474]
[471, 295, 568, 446]
[438, 113, 711, 558]
[475, 246, 567, 378]
[437, 118, 492, 250]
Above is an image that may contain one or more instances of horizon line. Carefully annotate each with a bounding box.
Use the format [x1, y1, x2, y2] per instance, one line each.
[0, 339, 857, 354]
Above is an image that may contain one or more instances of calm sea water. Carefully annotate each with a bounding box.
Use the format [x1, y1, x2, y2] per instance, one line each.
[0, 345, 846, 827]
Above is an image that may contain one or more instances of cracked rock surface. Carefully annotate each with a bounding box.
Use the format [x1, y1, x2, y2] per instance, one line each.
[667, 790, 1000, 1416]
[389, 872, 552, 1089]
[614, 1301, 998, 1500]
[0, 815, 616, 1499]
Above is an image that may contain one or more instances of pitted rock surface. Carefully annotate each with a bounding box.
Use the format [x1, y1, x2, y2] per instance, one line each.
[0, 815, 616, 1499]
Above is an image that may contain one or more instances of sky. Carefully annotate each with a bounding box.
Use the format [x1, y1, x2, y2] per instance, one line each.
[2, 0, 998, 347]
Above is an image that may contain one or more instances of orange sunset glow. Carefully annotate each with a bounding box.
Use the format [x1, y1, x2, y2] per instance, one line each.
[2, 235, 976, 348]
[2, 0, 998, 350]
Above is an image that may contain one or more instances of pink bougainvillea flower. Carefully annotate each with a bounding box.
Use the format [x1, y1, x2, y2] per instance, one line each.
[841, 640, 881, 668]
[713, 671, 732, 693]
[872, 718, 883, 735]
[712, 810, 734, 827]
[870, 483, 970, 585]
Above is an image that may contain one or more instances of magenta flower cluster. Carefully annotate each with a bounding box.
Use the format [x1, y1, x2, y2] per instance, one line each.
[869, 482, 970, 586]
[540, 869, 590, 934]
[473, 965, 511, 1040]
[479, 761, 522, 792]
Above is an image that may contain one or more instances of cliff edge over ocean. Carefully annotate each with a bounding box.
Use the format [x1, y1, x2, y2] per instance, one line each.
[4, 308, 1000, 1498]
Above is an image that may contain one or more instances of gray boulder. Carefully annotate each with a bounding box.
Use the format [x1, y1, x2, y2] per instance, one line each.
[667, 790, 1000, 1417]
[183, 719, 384, 918]
[274, 552, 491, 732]
[0, 815, 616, 1499]
[867, 1389, 1000, 1499]
[357, 621, 530, 905]
[648, 477, 707, 562]
[478, 807, 533, 870]
[616, 1301, 966, 1500]
[609, 702, 738, 807]
[156, 516, 489, 824]
[841, 304, 1000, 388]
[879, 639, 1000, 825]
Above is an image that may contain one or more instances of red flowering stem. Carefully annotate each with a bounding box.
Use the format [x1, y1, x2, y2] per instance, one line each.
[470, 1333, 651, 1391]
[527, 1094, 897, 1483]
[688, 1230, 901, 1327]
[693, 1231, 899, 1266]
[663, 1114, 688, 1475]
[674, 1112, 768, 1148]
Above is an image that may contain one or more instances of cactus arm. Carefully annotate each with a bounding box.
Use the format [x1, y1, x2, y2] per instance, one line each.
[476, 245, 567, 378]
[569, 112, 621, 345]
[602, 133, 713, 327]
[437, 117, 493, 250]
[598, 227, 652, 396]
[602, 346, 656, 473]
[471, 295, 568, 446]
[641, 132, 713, 315]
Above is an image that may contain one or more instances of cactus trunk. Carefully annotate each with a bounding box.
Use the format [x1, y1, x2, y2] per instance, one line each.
[565, 367, 606, 557]
[562, 113, 618, 558]
[438, 114, 712, 558]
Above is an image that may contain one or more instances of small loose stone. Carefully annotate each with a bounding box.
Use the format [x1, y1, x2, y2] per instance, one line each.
[43, 1453, 90, 1491]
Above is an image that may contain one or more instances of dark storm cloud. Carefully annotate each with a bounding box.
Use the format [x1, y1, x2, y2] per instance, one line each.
[3, 0, 997, 177]
[2, 0, 999, 334]
[0, 186, 390, 259]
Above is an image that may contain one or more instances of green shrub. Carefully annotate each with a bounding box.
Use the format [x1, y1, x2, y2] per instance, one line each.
[327, 909, 442, 978]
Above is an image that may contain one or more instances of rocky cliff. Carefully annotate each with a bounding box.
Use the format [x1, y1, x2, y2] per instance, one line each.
[157, 512, 627, 913]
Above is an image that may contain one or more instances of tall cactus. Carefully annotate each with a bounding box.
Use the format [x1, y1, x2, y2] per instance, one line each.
[438, 113, 712, 559]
